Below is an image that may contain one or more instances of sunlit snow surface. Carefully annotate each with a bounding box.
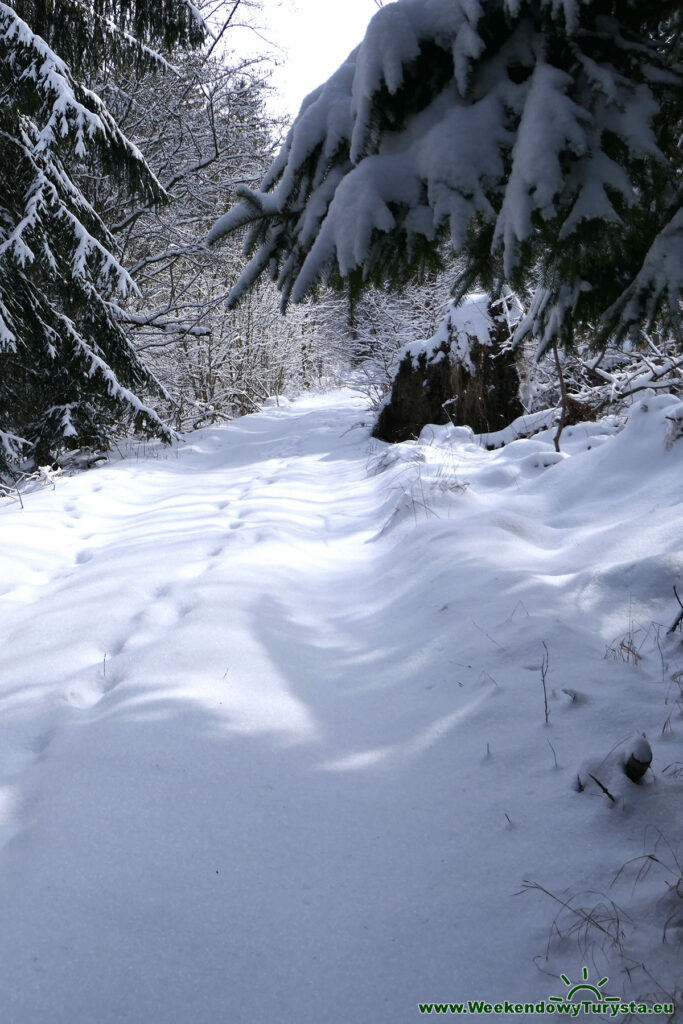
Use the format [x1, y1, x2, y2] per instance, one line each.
[0, 389, 681, 1023]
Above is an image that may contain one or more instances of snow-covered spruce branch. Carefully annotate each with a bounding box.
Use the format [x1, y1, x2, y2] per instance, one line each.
[0, 4, 164, 192]
[210, 0, 682, 356]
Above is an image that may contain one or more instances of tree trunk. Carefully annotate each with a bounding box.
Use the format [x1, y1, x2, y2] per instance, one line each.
[373, 299, 522, 444]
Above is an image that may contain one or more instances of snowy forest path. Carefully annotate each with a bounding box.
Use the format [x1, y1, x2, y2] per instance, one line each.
[0, 389, 681, 1024]
[0, 392, 388, 799]
[0, 390, 512, 1023]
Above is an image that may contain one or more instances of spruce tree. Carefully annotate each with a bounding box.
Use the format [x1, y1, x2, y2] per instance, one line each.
[211, 0, 682, 356]
[0, 1, 205, 475]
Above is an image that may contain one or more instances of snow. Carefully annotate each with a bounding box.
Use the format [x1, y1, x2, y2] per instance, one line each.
[631, 736, 653, 764]
[0, 388, 681, 1022]
[403, 292, 494, 375]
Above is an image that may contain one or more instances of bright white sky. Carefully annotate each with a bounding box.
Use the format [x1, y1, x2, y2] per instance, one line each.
[236, 0, 380, 119]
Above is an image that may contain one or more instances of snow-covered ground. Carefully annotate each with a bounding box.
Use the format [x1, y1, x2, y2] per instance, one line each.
[1, 389, 681, 1023]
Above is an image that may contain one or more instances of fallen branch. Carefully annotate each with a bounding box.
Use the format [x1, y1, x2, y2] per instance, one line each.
[588, 773, 616, 803]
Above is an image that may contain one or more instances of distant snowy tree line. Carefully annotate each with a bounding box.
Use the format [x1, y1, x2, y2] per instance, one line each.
[1, 0, 681, 481]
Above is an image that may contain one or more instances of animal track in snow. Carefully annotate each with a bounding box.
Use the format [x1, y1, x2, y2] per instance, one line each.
[64, 685, 105, 710]
[30, 728, 55, 757]
[62, 658, 124, 709]
[122, 589, 198, 651]
[109, 637, 127, 657]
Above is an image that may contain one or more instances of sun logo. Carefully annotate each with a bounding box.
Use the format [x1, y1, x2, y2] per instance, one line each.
[549, 967, 618, 1005]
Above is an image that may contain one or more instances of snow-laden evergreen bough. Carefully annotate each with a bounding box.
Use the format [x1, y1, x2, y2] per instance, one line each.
[0, 0, 205, 475]
[210, 0, 682, 356]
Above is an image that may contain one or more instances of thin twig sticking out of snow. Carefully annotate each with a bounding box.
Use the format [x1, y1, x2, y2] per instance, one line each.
[667, 585, 683, 635]
[541, 641, 550, 725]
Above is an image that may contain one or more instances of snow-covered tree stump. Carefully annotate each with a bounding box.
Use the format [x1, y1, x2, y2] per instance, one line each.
[624, 737, 652, 783]
[373, 294, 522, 444]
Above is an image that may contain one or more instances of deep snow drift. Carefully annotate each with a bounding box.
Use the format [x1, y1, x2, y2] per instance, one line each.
[0, 389, 681, 1023]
